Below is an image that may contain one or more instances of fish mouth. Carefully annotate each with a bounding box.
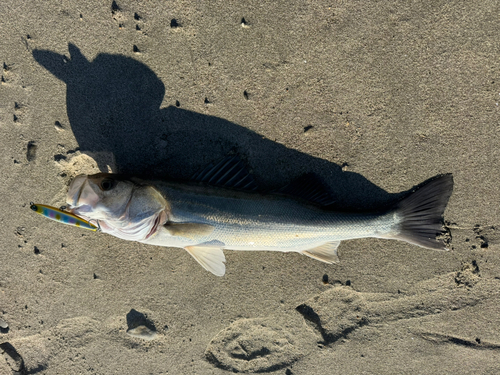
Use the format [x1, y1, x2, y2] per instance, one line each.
[145, 210, 166, 240]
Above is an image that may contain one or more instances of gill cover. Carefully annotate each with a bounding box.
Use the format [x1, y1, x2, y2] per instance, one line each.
[66, 173, 167, 241]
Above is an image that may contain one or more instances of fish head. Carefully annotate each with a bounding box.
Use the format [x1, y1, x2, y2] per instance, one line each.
[66, 173, 167, 241]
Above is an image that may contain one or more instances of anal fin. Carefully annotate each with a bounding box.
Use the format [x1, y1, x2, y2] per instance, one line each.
[185, 240, 226, 276]
[302, 242, 340, 264]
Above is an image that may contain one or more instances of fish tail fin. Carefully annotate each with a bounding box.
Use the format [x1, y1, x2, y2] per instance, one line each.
[389, 174, 454, 250]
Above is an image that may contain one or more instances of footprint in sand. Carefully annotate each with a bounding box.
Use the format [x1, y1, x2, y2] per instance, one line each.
[205, 318, 303, 373]
[13, 102, 25, 125]
[206, 265, 500, 370]
[296, 263, 500, 344]
[111, 1, 127, 28]
[26, 141, 37, 162]
[4, 313, 163, 372]
[0, 342, 26, 375]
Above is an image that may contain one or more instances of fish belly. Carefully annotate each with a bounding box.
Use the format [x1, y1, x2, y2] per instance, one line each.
[208, 214, 395, 252]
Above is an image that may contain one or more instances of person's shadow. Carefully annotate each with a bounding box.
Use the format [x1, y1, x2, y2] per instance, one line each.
[33, 43, 396, 210]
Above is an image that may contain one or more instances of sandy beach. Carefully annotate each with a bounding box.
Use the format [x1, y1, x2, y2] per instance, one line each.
[1, 0, 500, 373]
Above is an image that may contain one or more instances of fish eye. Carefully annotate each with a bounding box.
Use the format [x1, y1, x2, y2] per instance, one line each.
[100, 179, 115, 191]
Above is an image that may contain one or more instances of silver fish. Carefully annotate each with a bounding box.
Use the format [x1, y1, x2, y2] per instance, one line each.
[66, 156, 453, 276]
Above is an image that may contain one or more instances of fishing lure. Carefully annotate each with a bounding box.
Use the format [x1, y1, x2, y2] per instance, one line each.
[30, 203, 99, 231]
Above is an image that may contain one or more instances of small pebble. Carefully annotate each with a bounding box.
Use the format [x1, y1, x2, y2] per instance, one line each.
[127, 325, 157, 341]
[0, 318, 8, 329]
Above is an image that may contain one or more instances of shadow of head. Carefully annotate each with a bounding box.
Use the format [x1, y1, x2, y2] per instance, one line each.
[33, 43, 164, 174]
[33, 43, 394, 209]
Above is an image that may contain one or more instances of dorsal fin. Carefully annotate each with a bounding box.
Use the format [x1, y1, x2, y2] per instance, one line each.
[276, 173, 336, 206]
[191, 155, 258, 191]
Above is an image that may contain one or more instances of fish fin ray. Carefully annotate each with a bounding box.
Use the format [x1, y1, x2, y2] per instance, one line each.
[276, 174, 336, 206]
[302, 242, 340, 263]
[387, 174, 454, 250]
[191, 155, 258, 191]
[185, 241, 226, 276]
[165, 223, 214, 239]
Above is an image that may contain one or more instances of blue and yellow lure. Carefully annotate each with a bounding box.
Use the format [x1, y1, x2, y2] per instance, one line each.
[30, 203, 99, 231]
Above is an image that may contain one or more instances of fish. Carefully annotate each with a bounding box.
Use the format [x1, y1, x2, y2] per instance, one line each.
[65, 156, 454, 276]
[30, 203, 98, 231]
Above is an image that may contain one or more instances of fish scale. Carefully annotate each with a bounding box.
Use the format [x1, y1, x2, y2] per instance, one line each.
[158, 184, 398, 250]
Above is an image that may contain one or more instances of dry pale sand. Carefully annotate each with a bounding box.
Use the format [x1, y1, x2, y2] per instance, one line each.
[1, 0, 500, 374]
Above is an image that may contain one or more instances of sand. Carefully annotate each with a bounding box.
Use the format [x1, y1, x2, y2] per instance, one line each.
[1, 0, 500, 374]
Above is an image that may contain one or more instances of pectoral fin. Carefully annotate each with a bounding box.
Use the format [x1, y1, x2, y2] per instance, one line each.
[165, 223, 214, 239]
[302, 242, 340, 264]
[185, 241, 226, 276]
